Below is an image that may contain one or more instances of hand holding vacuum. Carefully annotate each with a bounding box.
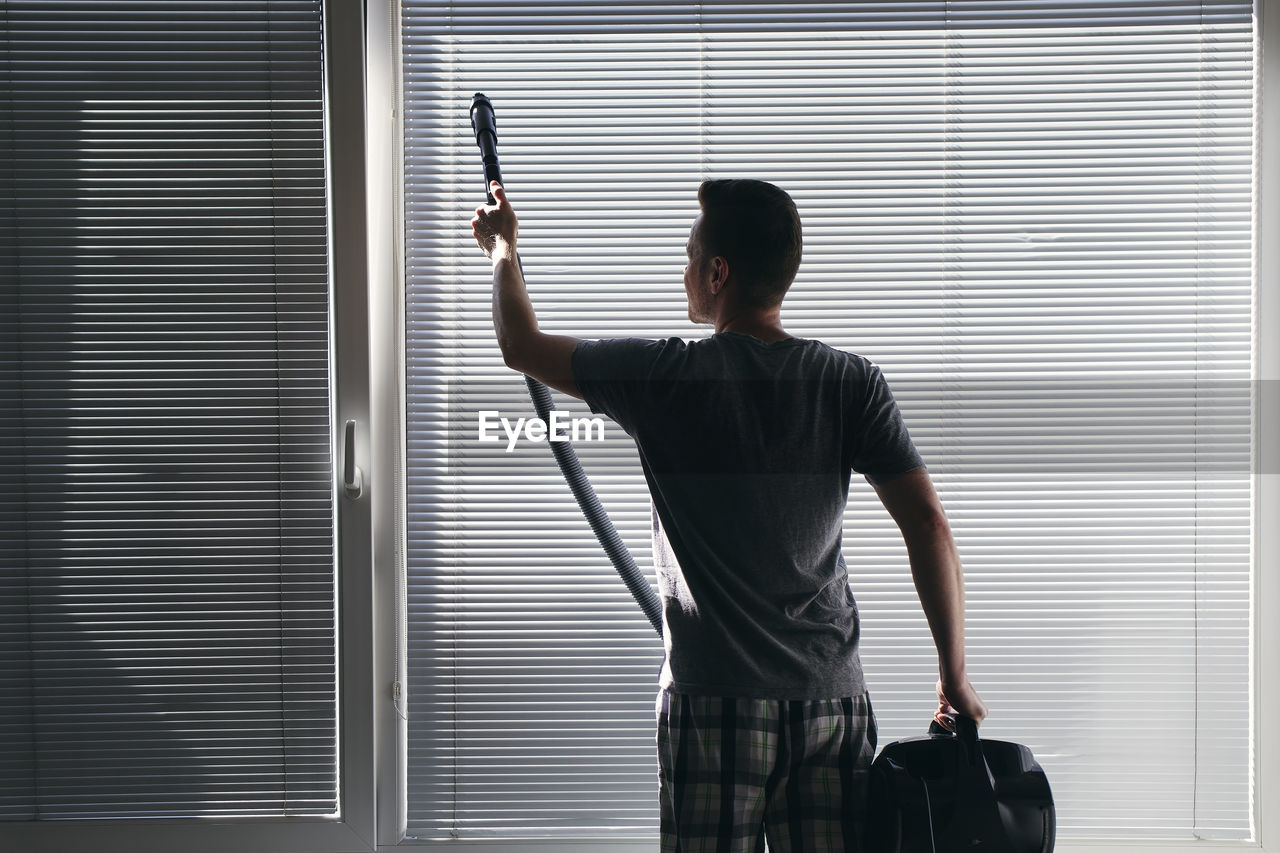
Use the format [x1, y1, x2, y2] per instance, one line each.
[471, 180, 517, 261]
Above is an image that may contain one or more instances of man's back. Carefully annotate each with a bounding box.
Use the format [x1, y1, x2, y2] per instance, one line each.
[573, 331, 923, 699]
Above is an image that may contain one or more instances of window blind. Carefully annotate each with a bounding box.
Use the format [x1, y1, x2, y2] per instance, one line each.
[402, 0, 1254, 841]
[0, 1, 337, 820]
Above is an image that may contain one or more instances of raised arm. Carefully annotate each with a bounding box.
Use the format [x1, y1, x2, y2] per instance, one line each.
[872, 467, 988, 726]
[471, 181, 583, 399]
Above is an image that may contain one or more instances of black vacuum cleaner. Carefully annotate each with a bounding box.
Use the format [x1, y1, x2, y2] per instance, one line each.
[867, 714, 1056, 853]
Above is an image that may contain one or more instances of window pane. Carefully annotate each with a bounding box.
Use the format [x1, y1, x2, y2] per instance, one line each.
[0, 0, 337, 820]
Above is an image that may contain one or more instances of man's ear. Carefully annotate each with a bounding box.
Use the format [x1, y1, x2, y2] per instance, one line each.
[709, 256, 729, 294]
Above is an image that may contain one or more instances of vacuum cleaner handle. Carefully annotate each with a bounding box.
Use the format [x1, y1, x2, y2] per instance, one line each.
[930, 714, 981, 743]
[930, 714, 1016, 851]
[469, 93, 503, 204]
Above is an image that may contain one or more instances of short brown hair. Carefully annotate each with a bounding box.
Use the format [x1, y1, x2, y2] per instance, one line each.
[696, 179, 803, 308]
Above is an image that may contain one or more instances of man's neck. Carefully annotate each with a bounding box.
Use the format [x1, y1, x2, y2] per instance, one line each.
[716, 320, 791, 344]
[712, 301, 788, 343]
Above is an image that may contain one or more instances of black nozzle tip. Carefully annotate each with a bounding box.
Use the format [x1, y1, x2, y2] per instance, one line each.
[470, 93, 495, 128]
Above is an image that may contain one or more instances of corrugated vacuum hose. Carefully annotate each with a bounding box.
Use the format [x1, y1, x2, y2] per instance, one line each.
[469, 93, 664, 637]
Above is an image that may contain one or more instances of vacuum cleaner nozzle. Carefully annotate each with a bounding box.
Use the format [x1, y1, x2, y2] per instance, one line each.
[470, 93, 502, 203]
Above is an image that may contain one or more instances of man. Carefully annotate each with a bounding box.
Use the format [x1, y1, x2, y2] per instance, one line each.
[471, 178, 987, 852]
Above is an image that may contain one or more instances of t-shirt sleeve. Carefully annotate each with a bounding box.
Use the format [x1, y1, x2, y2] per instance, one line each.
[848, 364, 925, 484]
[571, 337, 676, 433]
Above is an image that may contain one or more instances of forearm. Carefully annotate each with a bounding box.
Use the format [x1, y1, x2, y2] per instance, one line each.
[489, 244, 538, 362]
[903, 519, 968, 683]
[874, 468, 986, 722]
[472, 184, 583, 398]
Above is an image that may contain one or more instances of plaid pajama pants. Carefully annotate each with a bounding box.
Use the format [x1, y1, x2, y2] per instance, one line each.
[656, 688, 877, 853]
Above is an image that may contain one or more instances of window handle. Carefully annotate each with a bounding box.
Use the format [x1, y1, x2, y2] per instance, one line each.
[343, 419, 364, 499]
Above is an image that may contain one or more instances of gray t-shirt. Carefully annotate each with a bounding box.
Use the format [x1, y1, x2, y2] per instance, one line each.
[572, 331, 923, 699]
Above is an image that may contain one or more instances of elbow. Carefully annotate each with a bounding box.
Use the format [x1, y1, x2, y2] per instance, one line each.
[499, 343, 520, 372]
[902, 505, 953, 543]
[921, 506, 951, 535]
[497, 334, 529, 374]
